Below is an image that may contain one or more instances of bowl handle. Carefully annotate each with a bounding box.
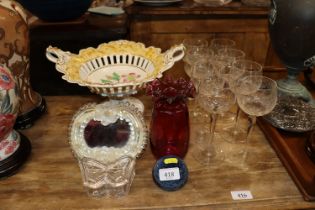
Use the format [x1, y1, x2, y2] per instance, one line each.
[162, 44, 185, 72]
[46, 46, 72, 73]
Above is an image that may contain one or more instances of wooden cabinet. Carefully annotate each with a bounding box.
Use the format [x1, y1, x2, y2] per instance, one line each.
[127, 1, 283, 72]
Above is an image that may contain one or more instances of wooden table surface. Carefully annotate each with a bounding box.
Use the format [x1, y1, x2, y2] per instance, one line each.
[1, 94, 315, 210]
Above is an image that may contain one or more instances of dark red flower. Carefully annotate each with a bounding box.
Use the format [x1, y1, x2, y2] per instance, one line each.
[0, 140, 9, 150]
[0, 114, 16, 140]
[5, 140, 18, 156]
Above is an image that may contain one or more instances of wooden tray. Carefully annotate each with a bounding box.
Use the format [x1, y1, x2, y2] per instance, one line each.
[257, 118, 315, 201]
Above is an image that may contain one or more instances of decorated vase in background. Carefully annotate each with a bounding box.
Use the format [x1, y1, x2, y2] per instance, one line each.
[146, 77, 195, 159]
[0, 65, 32, 178]
[0, 0, 46, 129]
[0, 66, 20, 161]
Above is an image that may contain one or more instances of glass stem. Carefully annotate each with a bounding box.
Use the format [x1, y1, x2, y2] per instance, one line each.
[233, 106, 241, 131]
[192, 80, 201, 117]
[245, 115, 256, 144]
[207, 113, 218, 154]
[195, 80, 201, 94]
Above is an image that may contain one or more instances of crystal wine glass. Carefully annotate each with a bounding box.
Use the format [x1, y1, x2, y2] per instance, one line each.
[180, 38, 212, 124]
[183, 38, 208, 51]
[236, 75, 278, 144]
[193, 81, 235, 165]
[210, 49, 245, 131]
[221, 59, 263, 143]
[184, 46, 213, 77]
[229, 59, 263, 91]
[183, 38, 209, 73]
[210, 38, 236, 54]
[217, 48, 245, 61]
[187, 54, 216, 123]
[191, 60, 218, 93]
[213, 48, 246, 83]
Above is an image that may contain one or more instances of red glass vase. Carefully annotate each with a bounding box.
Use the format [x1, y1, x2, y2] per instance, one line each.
[150, 98, 190, 159]
[147, 77, 195, 159]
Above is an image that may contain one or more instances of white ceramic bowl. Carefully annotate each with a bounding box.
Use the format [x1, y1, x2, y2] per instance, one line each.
[46, 40, 185, 97]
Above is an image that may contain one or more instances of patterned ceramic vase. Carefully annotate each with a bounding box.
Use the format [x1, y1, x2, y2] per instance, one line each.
[0, 0, 46, 129]
[0, 65, 31, 178]
[0, 65, 20, 161]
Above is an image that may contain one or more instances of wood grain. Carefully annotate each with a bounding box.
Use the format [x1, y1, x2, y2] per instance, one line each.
[258, 118, 315, 201]
[0, 95, 314, 209]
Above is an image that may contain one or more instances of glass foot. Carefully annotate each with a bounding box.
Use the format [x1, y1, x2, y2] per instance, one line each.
[192, 129, 207, 149]
[220, 127, 248, 144]
[192, 146, 217, 166]
[192, 132, 225, 166]
[189, 107, 208, 123]
[219, 140, 249, 170]
[219, 111, 235, 124]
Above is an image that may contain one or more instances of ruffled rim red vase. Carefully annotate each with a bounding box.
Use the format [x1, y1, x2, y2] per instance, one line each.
[146, 77, 195, 159]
